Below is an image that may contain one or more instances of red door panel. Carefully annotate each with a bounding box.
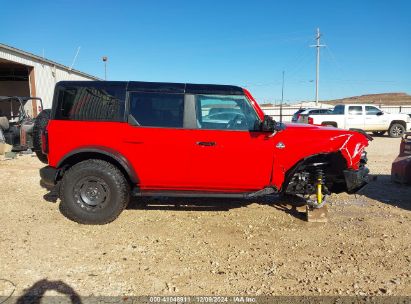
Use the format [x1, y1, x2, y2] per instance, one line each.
[122, 125, 192, 190]
[185, 129, 275, 191]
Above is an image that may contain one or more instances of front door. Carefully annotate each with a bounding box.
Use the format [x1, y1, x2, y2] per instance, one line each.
[186, 94, 275, 191]
[364, 106, 387, 131]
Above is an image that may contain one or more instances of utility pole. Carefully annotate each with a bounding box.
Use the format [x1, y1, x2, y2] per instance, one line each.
[310, 28, 326, 106]
[281, 70, 285, 104]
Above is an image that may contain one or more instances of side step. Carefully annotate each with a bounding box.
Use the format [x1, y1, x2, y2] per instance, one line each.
[132, 187, 277, 199]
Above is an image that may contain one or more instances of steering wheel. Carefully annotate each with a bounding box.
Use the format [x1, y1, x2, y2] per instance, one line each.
[226, 114, 247, 130]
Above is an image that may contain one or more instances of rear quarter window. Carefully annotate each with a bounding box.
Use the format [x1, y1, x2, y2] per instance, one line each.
[54, 83, 126, 121]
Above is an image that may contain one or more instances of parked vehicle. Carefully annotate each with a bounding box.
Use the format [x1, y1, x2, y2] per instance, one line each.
[391, 132, 411, 184]
[39, 81, 371, 224]
[0, 96, 50, 161]
[294, 108, 333, 123]
[301, 104, 411, 137]
[202, 112, 245, 126]
[291, 108, 307, 123]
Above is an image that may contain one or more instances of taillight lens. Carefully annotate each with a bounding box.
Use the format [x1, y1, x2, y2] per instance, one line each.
[308, 117, 314, 124]
[41, 130, 49, 154]
[297, 114, 301, 120]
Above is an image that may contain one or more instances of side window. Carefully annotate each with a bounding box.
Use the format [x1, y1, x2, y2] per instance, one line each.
[128, 92, 184, 128]
[55, 85, 125, 121]
[333, 105, 345, 114]
[365, 106, 381, 115]
[348, 106, 363, 115]
[195, 94, 260, 131]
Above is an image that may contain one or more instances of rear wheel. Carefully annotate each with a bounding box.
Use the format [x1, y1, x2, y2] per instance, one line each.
[33, 109, 51, 164]
[60, 159, 130, 224]
[388, 123, 405, 138]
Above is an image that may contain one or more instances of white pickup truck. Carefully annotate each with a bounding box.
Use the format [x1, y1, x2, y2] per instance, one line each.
[301, 104, 411, 138]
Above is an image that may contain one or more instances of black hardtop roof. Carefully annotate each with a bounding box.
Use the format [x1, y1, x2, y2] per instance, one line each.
[56, 81, 244, 95]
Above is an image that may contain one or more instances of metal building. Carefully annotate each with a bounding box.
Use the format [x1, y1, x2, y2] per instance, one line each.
[0, 43, 99, 115]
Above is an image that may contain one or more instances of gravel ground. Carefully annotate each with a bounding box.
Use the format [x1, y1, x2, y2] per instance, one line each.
[0, 136, 410, 297]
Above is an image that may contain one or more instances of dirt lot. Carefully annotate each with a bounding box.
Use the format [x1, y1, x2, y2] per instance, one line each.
[0, 137, 410, 297]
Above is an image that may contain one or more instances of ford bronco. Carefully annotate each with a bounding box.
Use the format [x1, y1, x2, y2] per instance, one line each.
[40, 81, 371, 224]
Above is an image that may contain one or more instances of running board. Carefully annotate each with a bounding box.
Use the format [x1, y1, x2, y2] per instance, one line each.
[132, 187, 277, 199]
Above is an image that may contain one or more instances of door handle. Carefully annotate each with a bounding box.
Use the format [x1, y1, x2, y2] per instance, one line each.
[196, 141, 216, 146]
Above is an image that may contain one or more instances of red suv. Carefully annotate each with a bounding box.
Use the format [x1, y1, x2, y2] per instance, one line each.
[40, 81, 371, 224]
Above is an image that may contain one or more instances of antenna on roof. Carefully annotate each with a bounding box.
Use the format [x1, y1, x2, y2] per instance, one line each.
[70, 46, 81, 70]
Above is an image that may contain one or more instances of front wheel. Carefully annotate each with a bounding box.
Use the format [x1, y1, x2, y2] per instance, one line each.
[60, 159, 130, 224]
[388, 123, 405, 138]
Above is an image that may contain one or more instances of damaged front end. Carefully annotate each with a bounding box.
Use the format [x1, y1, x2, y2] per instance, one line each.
[343, 151, 370, 193]
[282, 128, 371, 208]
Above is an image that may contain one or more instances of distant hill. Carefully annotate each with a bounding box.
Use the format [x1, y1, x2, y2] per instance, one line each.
[323, 93, 411, 105]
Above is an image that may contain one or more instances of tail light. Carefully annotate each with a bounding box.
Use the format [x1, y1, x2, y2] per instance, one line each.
[308, 117, 314, 124]
[297, 114, 301, 121]
[41, 129, 49, 154]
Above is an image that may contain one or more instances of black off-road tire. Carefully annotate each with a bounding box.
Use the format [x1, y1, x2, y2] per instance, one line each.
[33, 109, 51, 164]
[372, 131, 385, 136]
[388, 123, 405, 138]
[35, 151, 48, 164]
[59, 159, 130, 225]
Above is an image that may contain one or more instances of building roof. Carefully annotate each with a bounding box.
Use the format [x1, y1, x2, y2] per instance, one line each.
[0, 43, 100, 80]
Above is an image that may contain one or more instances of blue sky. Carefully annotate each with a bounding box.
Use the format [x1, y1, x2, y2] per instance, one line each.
[2, 0, 410, 103]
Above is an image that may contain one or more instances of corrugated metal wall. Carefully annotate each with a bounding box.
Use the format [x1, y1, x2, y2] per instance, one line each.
[0, 47, 97, 109]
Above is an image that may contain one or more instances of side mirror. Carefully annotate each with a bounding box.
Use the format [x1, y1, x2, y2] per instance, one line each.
[261, 115, 276, 132]
[376, 111, 383, 116]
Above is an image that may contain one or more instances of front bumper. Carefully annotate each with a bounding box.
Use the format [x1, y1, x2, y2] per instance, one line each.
[343, 166, 370, 193]
[40, 166, 59, 187]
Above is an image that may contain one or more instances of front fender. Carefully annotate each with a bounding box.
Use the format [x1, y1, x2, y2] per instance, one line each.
[270, 126, 369, 190]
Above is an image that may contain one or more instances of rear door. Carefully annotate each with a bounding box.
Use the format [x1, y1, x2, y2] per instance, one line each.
[123, 91, 192, 190]
[184, 93, 275, 191]
[346, 105, 364, 129]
